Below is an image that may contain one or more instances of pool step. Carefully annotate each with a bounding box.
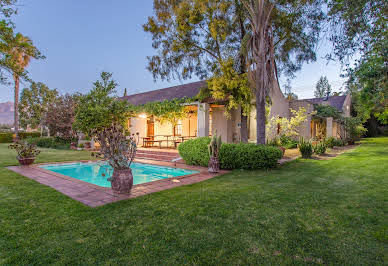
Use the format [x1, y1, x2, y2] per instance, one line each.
[135, 149, 181, 162]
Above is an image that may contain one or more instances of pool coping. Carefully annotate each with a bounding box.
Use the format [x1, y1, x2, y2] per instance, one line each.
[7, 159, 228, 207]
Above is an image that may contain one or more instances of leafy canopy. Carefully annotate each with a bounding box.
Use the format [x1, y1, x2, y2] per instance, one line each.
[74, 72, 137, 135]
[206, 58, 251, 117]
[19, 82, 58, 129]
[46, 94, 80, 139]
[143, 0, 238, 81]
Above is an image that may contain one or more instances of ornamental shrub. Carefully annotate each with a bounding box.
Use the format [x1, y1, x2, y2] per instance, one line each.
[0, 133, 13, 143]
[178, 137, 211, 167]
[325, 137, 335, 148]
[178, 138, 282, 170]
[313, 142, 326, 155]
[18, 132, 42, 139]
[332, 138, 346, 147]
[298, 138, 313, 158]
[219, 143, 282, 170]
[279, 135, 298, 149]
[26, 137, 71, 150]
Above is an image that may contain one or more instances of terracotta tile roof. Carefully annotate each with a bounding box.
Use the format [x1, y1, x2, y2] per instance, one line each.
[294, 95, 347, 112]
[120, 81, 206, 105]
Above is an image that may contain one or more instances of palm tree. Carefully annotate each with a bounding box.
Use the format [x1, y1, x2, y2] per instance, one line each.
[7, 33, 34, 139]
[242, 0, 276, 144]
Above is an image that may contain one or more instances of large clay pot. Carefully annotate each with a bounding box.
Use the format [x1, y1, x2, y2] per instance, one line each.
[208, 156, 220, 173]
[109, 168, 133, 194]
[17, 157, 35, 166]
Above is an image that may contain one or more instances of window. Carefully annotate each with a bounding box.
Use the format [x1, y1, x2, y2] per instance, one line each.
[174, 120, 182, 136]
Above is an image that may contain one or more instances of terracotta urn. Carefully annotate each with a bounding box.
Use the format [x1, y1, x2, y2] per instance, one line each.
[17, 157, 36, 166]
[208, 156, 220, 173]
[109, 168, 133, 194]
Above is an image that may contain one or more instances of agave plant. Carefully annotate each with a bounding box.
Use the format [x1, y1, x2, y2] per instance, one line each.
[208, 133, 222, 158]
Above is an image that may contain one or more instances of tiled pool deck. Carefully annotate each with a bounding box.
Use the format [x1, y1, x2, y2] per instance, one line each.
[7, 159, 227, 207]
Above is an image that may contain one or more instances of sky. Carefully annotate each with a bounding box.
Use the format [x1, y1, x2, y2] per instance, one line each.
[0, 0, 347, 103]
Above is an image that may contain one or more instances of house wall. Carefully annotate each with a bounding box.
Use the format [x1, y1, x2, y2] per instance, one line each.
[182, 114, 197, 137]
[128, 117, 147, 139]
[342, 94, 352, 117]
[249, 81, 290, 142]
[211, 106, 240, 143]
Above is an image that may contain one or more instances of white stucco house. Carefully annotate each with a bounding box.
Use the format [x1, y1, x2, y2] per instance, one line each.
[121, 80, 351, 147]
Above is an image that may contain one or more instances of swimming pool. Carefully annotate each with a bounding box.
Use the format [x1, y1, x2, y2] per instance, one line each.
[39, 162, 199, 187]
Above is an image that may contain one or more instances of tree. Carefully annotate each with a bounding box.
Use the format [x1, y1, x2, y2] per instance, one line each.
[326, 0, 387, 64]
[267, 107, 308, 139]
[5, 33, 42, 138]
[46, 94, 79, 139]
[143, 0, 252, 142]
[326, 0, 387, 124]
[206, 58, 251, 118]
[314, 76, 332, 98]
[242, 0, 324, 144]
[19, 82, 58, 133]
[74, 72, 137, 136]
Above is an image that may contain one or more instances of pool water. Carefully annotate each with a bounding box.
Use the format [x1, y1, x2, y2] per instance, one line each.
[39, 162, 199, 187]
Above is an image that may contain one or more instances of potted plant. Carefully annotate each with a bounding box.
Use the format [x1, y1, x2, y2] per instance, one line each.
[208, 133, 222, 173]
[93, 123, 137, 194]
[9, 141, 40, 165]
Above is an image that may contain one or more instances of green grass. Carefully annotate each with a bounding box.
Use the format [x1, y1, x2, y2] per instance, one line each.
[0, 139, 387, 265]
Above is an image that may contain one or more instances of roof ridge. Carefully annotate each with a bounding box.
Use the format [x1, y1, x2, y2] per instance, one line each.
[122, 80, 206, 99]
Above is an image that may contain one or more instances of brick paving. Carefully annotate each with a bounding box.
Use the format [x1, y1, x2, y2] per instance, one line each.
[7, 159, 227, 207]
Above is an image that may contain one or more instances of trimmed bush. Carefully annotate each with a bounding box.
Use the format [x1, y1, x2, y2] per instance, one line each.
[18, 132, 42, 139]
[313, 142, 327, 155]
[26, 137, 71, 150]
[178, 137, 211, 167]
[0, 133, 13, 143]
[298, 138, 313, 158]
[219, 143, 282, 170]
[178, 137, 282, 170]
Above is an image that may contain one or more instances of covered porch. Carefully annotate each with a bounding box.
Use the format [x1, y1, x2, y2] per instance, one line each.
[128, 102, 242, 149]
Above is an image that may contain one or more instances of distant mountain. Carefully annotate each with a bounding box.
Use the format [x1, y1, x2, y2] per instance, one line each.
[0, 102, 14, 125]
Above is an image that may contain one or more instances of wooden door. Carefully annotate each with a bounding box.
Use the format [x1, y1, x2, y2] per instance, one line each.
[147, 116, 154, 140]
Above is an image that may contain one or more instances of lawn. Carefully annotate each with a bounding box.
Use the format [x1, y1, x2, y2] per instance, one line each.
[0, 138, 387, 265]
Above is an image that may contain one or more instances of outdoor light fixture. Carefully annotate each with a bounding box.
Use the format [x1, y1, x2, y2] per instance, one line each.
[138, 114, 147, 118]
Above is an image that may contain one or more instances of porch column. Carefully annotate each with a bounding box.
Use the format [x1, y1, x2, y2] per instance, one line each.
[197, 103, 209, 137]
[326, 117, 333, 137]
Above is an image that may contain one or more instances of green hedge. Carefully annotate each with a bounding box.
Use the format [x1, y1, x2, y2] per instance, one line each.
[178, 137, 211, 167]
[219, 143, 282, 170]
[178, 137, 282, 170]
[18, 132, 42, 139]
[0, 133, 13, 143]
[26, 137, 72, 150]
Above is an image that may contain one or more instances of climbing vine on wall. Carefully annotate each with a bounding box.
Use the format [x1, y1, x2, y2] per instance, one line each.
[141, 98, 193, 127]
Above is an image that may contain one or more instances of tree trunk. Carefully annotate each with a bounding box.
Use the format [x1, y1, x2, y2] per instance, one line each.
[238, 6, 248, 143]
[240, 110, 248, 142]
[256, 95, 266, 145]
[14, 75, 19, 139]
